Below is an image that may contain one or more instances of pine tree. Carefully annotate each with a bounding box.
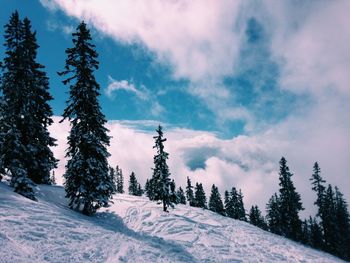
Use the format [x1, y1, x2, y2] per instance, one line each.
[109, 166, 117, 194]
[194, 183, 207, 209]
[150, 125, 174, 212]
[237, 189, 246, 221]
[334, 186, 350, 260]
[310, 162, 326, 212]
[249, 205, 268, 230]
[59, 22, 113, 215]
[128, 172, 139, 196]
[186, 176, 195, 206]
[300, 219, 311, 245]
[277, 157, 303, 241]
[170, 179, 178, 204]
[21, 17, 57, 184]
[208, 184, 225, 215]
[224, 190, 234, 218]
[308, 216, 324, 249]
[116, 165, 124, 194]
[266, 193, 282, 235]
[322, 184, 338, 254]
[0, 11, 36, 200]
[177, 187, 186, 204]
[136, 183, 143, 196]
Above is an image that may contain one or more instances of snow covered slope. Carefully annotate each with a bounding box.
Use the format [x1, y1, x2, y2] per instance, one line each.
[0, 183, 344, 263]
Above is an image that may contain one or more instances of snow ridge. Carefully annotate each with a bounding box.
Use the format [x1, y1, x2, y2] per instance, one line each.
[0, 183, 344, 263]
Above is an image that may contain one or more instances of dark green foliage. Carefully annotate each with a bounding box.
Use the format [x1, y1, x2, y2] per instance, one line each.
[208, 184, 225, 215]
[266, 193, 282, 235]
[150, 125, 174, 212]
[0, 12, 57, 199]
[177, 187, 186, 204]
[334, 187, 350, 260]
[224, 187, 246, 220]
[194, 183, 206, 209]
[300, 219, 311, 245]
[310, 162, 325, 212]
[136, 183, 143, 196]
[170, 179, 178, 204]
[277, 157, 303, 241]
[249, 205, 267, 230]
[186, 176, 195, 206]
[59, 22, 113, 215]
[308, 217, 324, 249]
[115, 165, 124, 194]
[128, 172, 139, 196]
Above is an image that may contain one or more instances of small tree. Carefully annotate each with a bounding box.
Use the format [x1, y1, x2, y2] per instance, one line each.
[266, 193, 282, 235]
[128, 172, 139, 196]
[116, 165, 124, 194]
[177, 187, 186, 204]
[194, 183, 207, 209]
[249, 205, 267, 230]
[186, 176, 195, 206]
[170, 179, 178, 204]
[208, 184, 225, 215]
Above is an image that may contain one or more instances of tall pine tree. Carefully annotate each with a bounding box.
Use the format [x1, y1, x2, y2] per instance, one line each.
[177, 187, 186, 204]
[0, 11, 36, 200]
[59, 22, 113, 215]
[277, 157, 303, 241]
[128, 172, 139, 196]
[150, 125, 173, 212]
[116, 165, 124, 194]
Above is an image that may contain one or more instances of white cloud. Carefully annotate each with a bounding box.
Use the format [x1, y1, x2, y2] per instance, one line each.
[105, 76, 148, 100]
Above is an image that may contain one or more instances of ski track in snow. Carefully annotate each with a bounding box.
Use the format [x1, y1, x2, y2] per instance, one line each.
[0, 183, 345, 263]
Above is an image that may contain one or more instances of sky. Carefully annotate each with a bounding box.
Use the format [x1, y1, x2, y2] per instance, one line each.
[1, 0, 349, 217]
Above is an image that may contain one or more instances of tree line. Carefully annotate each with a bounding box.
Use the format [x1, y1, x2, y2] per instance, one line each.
[0, 11, 349, 261]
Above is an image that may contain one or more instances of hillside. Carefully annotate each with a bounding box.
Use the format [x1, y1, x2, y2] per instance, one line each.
[0, 183, 344, 263]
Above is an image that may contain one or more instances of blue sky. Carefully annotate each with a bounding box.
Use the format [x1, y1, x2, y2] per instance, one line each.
[1, 0, 350, 214]
[0, 0, 299, 138]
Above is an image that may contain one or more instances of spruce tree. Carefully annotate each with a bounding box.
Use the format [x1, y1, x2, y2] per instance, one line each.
[277, 157, 303, 241]
[224, 190, 234, 218]
[170, 179, 178, 204]
[308, 216, 324, 249]
[116, 165, 124, 194]
[177, 187, 186, 204]
[322, 185, 338, 255]
[300, 219, 311, 245]
[208, 184, 225, 215]
[249, 205, 267, 230]
[21, 17, 57, 184]
[237, 189, 246, 221]
[128, 172, 139, 196]
[151, 125, 174, 212]
[334, 187, 350, 260]
[136, 183, 143, 196]
[186, 176, 195, 206]
[0, 11, 36, 200]
[194, 183, 207, 209]
[266, 193, 282, 235]
[59, 22, 113, 215]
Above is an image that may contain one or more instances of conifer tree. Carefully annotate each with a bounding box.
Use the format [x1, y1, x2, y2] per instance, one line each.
[308, 216, 324, 249]
[310, 162, 326, 213]
[300, 219, 311, 245]
[334, 187, 350, 260]
[136, 183, 143, 196]
[277, 157, 303, 241]
[170, 179, 178, 204]
[59, 22, 113, 215]
[194, 183, 207, 209]
[266, 193, 282, 235]
[224, 190, 234, 218]
[249, 205, 267, 230]
[150, 125, 174, 211]
[116, 165, 124, 194]
[322, 185, 338, 255]
[237, 189, 246, 221]
[186, 176, 195, 206]
[21, 17, 57, 184]
[128, 172, 139, 196]
[0, 11, 36, 200]
[177, 187, 186, 204]
[208, 184, 225, 215]
[109, 166, 117, 194]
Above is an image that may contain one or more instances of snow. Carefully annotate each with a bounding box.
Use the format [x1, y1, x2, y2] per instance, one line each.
[0, 182, 345, 263]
